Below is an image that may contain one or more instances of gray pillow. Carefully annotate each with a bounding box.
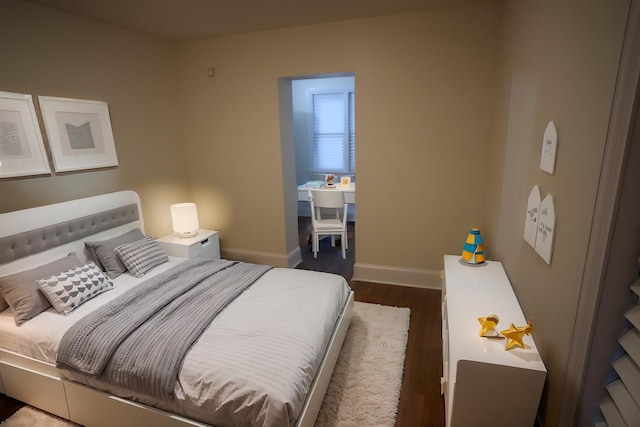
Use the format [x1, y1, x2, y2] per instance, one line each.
[0, 253, 83, 326]
[85, 228, 144, 279]
[114, 237, 169, 278]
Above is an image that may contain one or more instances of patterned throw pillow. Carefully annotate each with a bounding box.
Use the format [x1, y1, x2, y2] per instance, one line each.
[37, 262, 114, 314]
[114, 237, 169, 278]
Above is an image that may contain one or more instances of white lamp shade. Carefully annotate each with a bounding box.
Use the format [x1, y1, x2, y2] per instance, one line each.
[170, 203, 199, 237]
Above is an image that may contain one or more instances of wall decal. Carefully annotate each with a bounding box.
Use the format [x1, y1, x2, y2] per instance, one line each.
[535, 194, 555, 265]
[540, 121, 558, 174]
[524, 185, 541, 248]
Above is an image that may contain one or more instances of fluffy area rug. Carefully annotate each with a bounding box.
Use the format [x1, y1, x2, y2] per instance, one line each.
[1, 302, 410, 427]
[0, 406, 79, 426]
[315, 301, 411, 427]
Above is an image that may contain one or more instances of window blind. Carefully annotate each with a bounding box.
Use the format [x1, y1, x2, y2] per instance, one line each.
[310, 89, 355, 173]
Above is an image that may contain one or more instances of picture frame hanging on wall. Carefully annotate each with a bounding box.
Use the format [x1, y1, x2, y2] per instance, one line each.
[0, 91, 51, 178]
[38, 96, 118, 172]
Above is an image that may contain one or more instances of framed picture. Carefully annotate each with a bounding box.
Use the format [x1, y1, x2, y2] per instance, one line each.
[38, 96, 118, 172]
[340, 176, 351, 187]
[0, 91, 51, 178]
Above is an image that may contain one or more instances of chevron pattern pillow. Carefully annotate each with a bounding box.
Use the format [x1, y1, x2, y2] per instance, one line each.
[37, 262, 114, 314]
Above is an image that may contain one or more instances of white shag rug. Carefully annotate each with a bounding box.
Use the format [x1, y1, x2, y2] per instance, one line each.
[1, 302, 410, 427]
[315, 301, 411, 427]
[0, 406, 79, 426]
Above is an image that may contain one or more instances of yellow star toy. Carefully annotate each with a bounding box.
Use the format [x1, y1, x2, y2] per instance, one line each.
[501, 321, 533, 350]
[477, 314, 500, 337]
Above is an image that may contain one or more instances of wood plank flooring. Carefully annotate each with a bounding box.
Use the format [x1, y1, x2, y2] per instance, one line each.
[350, 281, 445, 427]
[297, 216, 446, 426]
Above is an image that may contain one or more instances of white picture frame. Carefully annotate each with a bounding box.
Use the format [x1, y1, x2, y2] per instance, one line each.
[38, 96, 118, 172]
[0, 91, 51, 178]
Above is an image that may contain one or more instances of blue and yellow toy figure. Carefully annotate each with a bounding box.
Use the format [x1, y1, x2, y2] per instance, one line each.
[461, 228, 485, 265]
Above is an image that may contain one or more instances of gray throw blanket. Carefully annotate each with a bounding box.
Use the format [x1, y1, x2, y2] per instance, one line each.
[57, 258, 272, 400]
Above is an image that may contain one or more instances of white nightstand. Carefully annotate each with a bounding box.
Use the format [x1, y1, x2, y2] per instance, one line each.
[157, 229, 220, 260]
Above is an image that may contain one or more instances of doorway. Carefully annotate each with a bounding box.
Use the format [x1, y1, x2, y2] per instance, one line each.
[290, 74, 356, 280]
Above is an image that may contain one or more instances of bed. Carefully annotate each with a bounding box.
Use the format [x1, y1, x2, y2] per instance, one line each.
[0, 190, 354, 427]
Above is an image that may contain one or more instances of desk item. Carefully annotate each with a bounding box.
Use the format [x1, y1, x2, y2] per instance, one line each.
[298, 183, 355, 204]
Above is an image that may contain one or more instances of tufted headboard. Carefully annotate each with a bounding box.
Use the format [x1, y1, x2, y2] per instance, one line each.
[0, 191, 143, 276]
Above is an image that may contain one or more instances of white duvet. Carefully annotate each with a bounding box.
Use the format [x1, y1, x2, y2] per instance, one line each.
[0, 258, 351, 427]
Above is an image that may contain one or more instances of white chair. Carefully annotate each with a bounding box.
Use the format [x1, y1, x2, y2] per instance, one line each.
[308, 189, 348, 259]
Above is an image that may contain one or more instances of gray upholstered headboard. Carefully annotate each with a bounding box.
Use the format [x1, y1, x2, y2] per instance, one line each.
[0, 204, 138, 264]
[0, 191, 144, 276]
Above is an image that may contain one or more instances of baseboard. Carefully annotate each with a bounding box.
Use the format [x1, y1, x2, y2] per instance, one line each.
[352, 263, 442, 289]
[221, 248, 441, 289]
[221, 247, 301, 268]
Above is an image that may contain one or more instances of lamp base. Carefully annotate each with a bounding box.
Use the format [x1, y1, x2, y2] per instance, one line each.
[175, 230, 198, 238]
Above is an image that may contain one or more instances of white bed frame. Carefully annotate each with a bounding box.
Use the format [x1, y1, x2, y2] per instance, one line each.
[0, 191, 354, 427]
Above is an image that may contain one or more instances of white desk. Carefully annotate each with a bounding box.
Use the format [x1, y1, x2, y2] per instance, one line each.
[297, 183, 356, 204]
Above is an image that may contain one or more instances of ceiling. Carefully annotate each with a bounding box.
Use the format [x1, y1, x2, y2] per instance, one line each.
[26, 0, 471, 41]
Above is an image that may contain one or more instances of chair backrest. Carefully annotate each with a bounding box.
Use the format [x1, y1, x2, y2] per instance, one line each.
[309, 189, 348, 225]
[309, 189, 345, 208]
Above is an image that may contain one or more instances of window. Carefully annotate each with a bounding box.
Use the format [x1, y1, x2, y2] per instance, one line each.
[308, 88, 355, 174]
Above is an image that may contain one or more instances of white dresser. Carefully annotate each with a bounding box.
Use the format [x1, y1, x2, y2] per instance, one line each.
[441, 255, 546, 427]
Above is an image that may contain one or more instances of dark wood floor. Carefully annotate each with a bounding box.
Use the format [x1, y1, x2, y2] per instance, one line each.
[297, 216, 445, 426]
[0, 220, 446, 426]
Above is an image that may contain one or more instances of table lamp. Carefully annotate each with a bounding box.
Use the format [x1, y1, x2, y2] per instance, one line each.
[170, 202, 199, 238]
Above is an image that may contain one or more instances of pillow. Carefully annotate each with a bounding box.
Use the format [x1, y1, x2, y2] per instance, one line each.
[37, 261, 113, 315]
[85, 228, 144, 279]
[0, 253, 83, 326]
[114, 237, 169, 278]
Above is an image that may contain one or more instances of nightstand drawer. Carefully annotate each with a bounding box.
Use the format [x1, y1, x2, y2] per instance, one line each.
[158, 229, 220, 260]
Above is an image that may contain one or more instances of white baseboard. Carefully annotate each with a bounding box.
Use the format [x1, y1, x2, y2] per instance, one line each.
[352, 263, 442, 290]
[221, 247, 302, 269]
[221, 248, 441, 289]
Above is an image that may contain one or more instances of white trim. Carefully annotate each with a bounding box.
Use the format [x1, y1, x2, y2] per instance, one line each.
[221, 248, 293, 268]
[352, 262, 442, 289]
[288, 246, 303, 268]
[560, 1, 640, 425]
[222, 247, 301, 268]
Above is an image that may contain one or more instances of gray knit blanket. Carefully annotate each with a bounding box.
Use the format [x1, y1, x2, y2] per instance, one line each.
[57, 258, 272, 400]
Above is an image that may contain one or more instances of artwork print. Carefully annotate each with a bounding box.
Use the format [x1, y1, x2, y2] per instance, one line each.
[38, 96, 118, 172]
[55, 111, 106, 157]
[0, 91, 50, 178]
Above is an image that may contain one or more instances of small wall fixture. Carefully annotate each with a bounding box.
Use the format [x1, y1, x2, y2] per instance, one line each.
[170, 202, 199, 238]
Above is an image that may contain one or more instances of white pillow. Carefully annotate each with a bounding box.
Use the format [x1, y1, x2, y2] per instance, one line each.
[37, 262, 113, 314]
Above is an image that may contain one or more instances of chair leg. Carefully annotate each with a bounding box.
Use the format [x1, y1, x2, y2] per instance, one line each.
[331, 235, 336, 247]
[341, 232, 346, 259]
[313, 234, 318, 258]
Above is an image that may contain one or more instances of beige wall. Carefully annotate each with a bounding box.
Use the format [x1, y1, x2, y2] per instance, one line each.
[0, 0, 190, 236]
[1, 0, 633, 423]
[490, 0, 630, 425]
[178, 2, 502, 269]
